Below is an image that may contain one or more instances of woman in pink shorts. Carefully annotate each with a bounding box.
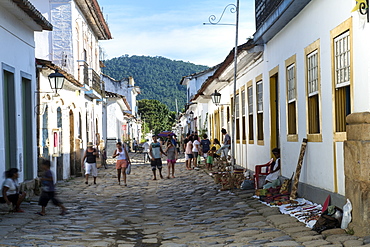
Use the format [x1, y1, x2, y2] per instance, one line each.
[164, 141, 178, 179]
[112, 142, 131, 186]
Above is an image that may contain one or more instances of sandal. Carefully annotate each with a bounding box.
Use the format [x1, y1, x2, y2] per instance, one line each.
[15, 209, 24, 213]
[35, 212, 45, 216]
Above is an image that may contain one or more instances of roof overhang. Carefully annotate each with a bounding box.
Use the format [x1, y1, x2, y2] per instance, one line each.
[75, 0, 112, 40]
[0, 0, 53, 31]
[253, 0, 312, 45]
[105, 91, 132, 111]
[36, 58, 83, 88]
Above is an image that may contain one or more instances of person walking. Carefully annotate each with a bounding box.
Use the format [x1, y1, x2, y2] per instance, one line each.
[82, 142, 99, 185]
[0, 168, 26, 212]
[36, 159, 67, 216]
[192, 135, 200, 169]
[185, 136, 194, 170]
[164, 141, 178, 178]
[133, 138, 138, 153]
[149, 135, 167, 180]
[142, 139, 150, 163]
[200, 134, 211, 166]
[113, 142, 131, 186]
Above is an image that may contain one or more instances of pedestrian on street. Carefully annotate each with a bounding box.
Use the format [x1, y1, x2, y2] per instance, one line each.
[206, 147, 217, 171]
[82, 142, 99, 185]
[149, 135, 167, 180]
[142, 139, 150, 163]
[192, 135, 200, 169]
[185, 136, 194, 170]
[183, 133, 190, 168]
[0, 168, 26, 212]
[36, 159, 67, 216]
[133, 138, 138, 153]
[200, 134, 211, 166]
[113, 142, 131, 186]
[164, 141, 178, 178]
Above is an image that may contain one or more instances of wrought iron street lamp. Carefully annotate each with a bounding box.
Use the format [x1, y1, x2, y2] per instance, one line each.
[205, 0, 239, 166]
[211, 90, 222, 105]
[48, 69, 65, 96]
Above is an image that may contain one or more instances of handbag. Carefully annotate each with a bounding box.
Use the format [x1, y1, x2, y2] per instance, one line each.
[126, 162, 131, 175]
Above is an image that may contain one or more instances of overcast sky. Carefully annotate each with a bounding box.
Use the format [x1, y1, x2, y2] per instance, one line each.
[98, 0, 255, 67]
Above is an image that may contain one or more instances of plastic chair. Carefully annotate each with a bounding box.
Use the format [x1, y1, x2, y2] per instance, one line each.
[254, 158, 274, 189]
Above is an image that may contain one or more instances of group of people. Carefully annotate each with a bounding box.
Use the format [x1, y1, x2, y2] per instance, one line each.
[183, 128, 231, 171]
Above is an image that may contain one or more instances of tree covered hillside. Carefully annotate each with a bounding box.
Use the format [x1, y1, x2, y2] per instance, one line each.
[102, 55, 209, 111]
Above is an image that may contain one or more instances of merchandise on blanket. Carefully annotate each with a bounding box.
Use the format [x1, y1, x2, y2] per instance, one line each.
[280, 173, 294, 194]
[279, 198, 322, 228]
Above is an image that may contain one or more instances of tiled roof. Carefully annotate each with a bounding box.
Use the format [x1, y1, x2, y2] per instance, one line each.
[12, 0, 53, 31]
[105, 90, 132, 111]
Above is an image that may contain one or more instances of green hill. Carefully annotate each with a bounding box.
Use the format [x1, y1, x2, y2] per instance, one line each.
[102, 55, 209, 111]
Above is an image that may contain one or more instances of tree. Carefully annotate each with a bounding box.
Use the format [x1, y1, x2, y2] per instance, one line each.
[138, 99, 175, 135]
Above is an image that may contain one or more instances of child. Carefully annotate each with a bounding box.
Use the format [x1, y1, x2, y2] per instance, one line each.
[36, 159, 67, 216]
[164, 141, 178, 178]
[206, 146, 217, 171]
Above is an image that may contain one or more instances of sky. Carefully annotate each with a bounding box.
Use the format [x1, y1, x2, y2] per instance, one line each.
[98, 0, 256, 67]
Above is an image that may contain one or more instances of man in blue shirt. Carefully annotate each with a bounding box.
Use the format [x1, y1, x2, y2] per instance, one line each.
[149, 135, 167, 180]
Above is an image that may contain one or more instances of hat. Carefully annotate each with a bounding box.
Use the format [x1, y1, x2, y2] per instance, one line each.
[87, 142, 93, 147]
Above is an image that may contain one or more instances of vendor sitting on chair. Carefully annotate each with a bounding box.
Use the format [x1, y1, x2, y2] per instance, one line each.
[265, 148, 281, 184]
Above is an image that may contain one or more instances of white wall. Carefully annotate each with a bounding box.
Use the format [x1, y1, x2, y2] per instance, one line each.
[260, 0, 355, 194]
[0, 6, 39, 182]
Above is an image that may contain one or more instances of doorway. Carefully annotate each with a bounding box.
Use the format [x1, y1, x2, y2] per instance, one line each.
[57, 107, 63, 180]
[270, 73, 280, 150]
[22, 77, 33, 179]
[69, 110, 75, 176]
[3, 70, 17, 169]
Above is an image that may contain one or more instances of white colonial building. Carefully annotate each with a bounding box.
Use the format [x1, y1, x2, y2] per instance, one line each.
[188, 0, 370, 234]
[101, 74, 141, 156]
[0, 0, 52, 183]
[33, 0, 111, 179]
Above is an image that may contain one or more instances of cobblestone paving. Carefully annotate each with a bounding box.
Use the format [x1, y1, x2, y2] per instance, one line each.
[1, 154, 369, 247]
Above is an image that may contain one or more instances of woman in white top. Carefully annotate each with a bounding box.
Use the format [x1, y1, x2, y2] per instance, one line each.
[265, 148, 281, 183]
[113, 142, 131, 186]
[192, 135, 200, 169]
[0, 168, 26, 212]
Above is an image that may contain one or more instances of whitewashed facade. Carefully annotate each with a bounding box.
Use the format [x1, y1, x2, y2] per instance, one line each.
[0, 0, 52, 183]
[101, 74, 141, 156]
[179, 66, 220, 136]
[191, 0, 370, 206]
[33, 0, 111, 179]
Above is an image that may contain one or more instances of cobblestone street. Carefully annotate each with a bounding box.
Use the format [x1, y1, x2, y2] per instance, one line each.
[0, 154, 369, 247]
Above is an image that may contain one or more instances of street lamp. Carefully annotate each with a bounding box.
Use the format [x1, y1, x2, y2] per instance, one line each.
[204, 0, 239, 166]
[48, 69, 65, 96]
[211, 90, 222, 105]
